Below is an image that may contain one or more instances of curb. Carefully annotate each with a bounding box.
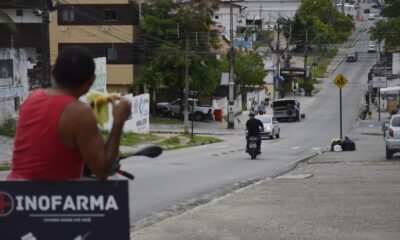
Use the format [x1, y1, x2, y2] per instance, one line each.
[131, 149, 325, 233]
[149, 130, 241, 136]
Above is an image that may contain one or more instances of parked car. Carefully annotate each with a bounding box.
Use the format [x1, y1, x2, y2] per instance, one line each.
[368, 13, 375, 20]
[255, 114, 280, 139]
[156, 98, 214, 121]
[364, 8, 370, 14]
[368, 44, 377, 53]
[271, 99, 300, 122]
[346, 52, 358, 62]
[383, 115, 400, 159]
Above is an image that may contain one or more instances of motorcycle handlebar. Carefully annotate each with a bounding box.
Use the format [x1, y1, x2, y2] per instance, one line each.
[117, 169, 135, 180]
[83, 145, 162, 180]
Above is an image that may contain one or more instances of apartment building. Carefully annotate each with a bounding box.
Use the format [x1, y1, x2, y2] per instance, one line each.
[49, 0, 139, 94]
[0, 1, 43, 53]
[0, 0, 43, 122]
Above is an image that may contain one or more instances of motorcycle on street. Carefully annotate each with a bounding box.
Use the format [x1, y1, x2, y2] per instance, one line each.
[247, 136, 259, 159]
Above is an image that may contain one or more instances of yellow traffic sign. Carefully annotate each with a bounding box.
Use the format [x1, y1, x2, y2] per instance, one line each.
[333, 74, 348, 89]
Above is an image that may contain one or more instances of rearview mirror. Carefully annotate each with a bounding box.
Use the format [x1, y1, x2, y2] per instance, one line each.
[133, 145, 163, 158]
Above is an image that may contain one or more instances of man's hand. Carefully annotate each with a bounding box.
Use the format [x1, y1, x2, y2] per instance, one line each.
[112, 98, 132, 126]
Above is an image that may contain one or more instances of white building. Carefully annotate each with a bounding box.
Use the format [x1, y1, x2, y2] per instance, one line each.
[213, 2, 242, 39]
[221, 0, 301, 26]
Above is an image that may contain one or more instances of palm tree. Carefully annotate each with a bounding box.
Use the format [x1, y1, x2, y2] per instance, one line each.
[0, 10, 18, 34]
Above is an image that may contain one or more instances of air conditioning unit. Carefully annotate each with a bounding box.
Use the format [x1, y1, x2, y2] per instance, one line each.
[60, 26, 69, 31]
[101, 26, 110, 32]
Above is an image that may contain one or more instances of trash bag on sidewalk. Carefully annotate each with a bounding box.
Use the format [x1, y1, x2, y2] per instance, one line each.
[330, 138, 342, 152]
[333, 144, 342, 152]
[341, 136, 356, 151]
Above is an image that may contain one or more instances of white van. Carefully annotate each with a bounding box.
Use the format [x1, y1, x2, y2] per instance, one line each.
[368, 44, 377, 53]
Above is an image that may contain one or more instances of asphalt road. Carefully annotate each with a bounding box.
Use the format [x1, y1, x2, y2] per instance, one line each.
[122, 20, 378, 228]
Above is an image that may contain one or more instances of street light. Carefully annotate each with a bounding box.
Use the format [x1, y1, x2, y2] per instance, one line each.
[275, 17, 285, 100]
[228, 0, 235, 129]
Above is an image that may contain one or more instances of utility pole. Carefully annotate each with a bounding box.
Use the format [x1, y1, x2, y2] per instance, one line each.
[341, 0, 345, 15]
[275, 18, 281, 100]
[41, 0, 51, 88]
[304, 26, 309, 94]
[35, 0, 56, 88]
[184, 33, 190, 134]
[228, 0, 235, 129]
[259, 6, 262, 30]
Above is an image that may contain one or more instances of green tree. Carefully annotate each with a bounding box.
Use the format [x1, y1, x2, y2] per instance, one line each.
[235, 52, 267, 88]
[137, 0, 222, 103]
[381, 0, 400, 18]
[220, 52, 267, 89]
[369, 0, 400, 50]
[288, 0, 353, 49]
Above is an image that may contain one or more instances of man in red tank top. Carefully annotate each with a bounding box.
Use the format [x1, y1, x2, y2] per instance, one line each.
[8, 46, 131, 181]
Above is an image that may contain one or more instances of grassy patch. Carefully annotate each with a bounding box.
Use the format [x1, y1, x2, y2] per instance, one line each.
[102, 132, 159, 146]
[121, 133, 159, 146]
[161, 136, 181, 145]
[114, 132, 223, 151]
[150, 117, 183, 125]
[188, 134, 222, 145]
[159, 134, 222, 151]
[309, 48, 339, 78]
[0, 119, 16, 138]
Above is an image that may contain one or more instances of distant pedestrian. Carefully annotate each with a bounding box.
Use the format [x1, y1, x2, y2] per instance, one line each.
[279, 88, 285, 98]
[257, 101, 266, 115]
[365, 92, 370, 106]
[264, 92, 270, 106]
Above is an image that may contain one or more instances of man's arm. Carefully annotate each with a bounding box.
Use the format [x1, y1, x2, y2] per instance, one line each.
[60, 99, 131, 179]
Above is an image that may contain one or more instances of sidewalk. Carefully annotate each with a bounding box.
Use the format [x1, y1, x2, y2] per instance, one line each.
[132, 121, 400, 240]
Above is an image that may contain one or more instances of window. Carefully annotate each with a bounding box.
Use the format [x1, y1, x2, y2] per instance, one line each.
[104, 9, 117, 21]
[61, 8, 74, 22]
[16, 9, 23, 17]
[105, 48, 118, 61]
[392, 117, 400, 127]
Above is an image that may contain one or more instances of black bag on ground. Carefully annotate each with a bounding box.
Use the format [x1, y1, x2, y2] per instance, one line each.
[341, 136, 356, 151]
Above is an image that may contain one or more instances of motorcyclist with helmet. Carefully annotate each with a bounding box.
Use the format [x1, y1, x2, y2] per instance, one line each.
[246, 112, 264, 154]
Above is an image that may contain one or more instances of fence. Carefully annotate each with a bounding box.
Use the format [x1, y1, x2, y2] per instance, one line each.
[0, 96, 18, 125]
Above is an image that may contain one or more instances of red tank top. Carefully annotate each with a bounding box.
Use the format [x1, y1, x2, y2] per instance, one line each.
[8, 89, 84, 181]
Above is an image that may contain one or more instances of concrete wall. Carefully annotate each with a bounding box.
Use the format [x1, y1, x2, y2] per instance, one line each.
[0, 49, 28, 123]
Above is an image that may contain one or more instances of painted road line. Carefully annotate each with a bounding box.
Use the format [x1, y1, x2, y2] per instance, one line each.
[214, 145, 229, 149]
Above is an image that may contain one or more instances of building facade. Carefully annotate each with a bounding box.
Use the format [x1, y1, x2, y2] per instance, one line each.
[49, 0, 140, 94]
[0, 1, 43, 123]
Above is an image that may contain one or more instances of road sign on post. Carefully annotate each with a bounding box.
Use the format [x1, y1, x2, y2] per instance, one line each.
[372, 76, 386, 121]
[333, 74, 348, 89]
[372, 76, 387, 88]
[333, 74, 349, 140]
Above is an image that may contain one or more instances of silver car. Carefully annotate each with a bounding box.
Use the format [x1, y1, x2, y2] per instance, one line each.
[255, 114, 280, 140]
[384, 114, 400, 159]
